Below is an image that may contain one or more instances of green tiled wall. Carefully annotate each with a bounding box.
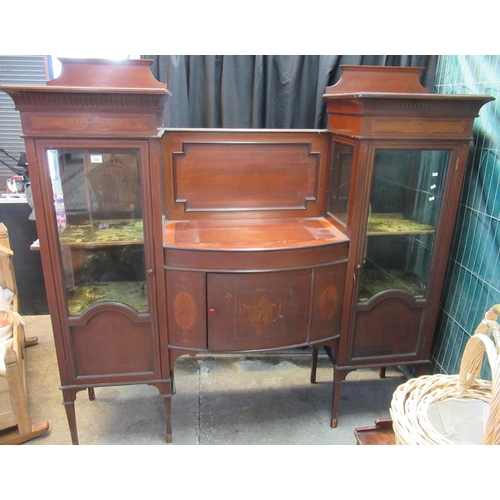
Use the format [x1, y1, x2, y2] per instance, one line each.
[431, 55, 500, 378]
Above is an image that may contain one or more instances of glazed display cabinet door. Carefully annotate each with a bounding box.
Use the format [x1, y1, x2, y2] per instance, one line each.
[42, 146, 159, 382]
[351, 148, 451, 361]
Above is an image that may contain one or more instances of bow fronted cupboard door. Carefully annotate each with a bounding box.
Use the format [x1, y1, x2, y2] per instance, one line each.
[323, 65, 493, 427]
[1, 58, 173, 444]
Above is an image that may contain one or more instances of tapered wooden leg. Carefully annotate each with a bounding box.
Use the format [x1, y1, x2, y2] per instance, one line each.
[171, 370, 176, 394]
[414, 363, 430, 377]
[88, 387, 95, 400]
[62, 389, 79, 445]
[310, 345, 319, 383]
[311, 344, 336, 383]
[164, 396, 172, 443]
[379, 367, 386, 379]
[323, 345, 335, 365]
[331, 368, 349, 428]
[150, 381, 174, 443]
[331, 379, 342, 428]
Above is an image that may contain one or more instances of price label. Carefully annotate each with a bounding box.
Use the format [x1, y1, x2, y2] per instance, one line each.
[90, 155, 103, 163]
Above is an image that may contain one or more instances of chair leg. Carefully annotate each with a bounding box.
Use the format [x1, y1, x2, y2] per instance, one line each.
[24, 336, 38, 347]
[6, 356, 32, 436]
[0, 421, 50, 445]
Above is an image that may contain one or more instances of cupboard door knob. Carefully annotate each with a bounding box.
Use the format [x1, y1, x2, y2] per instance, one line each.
[147, 268, 155, 275]
[209, 308, 216, 315]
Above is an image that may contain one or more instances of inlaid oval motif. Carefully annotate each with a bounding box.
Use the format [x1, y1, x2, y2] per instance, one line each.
[173, 291, 196, 331]
[319, 285, 337, 322]
[248, 296, 274, 334]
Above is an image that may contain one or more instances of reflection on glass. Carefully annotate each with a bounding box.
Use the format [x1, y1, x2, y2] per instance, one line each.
[47, 150, 148, 315]
[358, 149, 450, 302]
[328, 142, 353, 225]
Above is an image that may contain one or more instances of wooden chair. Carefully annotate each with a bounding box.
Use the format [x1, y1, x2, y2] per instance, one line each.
[85, 155, 141, 218]
[0, 222, 49, 445]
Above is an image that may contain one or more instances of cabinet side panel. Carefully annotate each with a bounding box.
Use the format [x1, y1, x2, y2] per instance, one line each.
[351, 296, 424, 360]
[310, 263, 347, 342]
[70, 309, 154, 378]
[165, 270, 207, 349]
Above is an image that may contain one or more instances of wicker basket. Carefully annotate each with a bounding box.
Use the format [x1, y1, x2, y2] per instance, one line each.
[390, 322, 499, 445]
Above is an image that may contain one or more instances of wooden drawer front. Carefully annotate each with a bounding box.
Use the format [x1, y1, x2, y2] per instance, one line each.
[207, 270, 311, 351]
[166, 270, 207, 349]
[309, 263, 347, 342]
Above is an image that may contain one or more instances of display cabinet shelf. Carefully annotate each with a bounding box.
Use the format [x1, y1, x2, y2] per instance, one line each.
[366, 214, 435, 235]
[67, 281, 148, 316]
[59, 219, 143, 247]
[358, 268, 426, 302]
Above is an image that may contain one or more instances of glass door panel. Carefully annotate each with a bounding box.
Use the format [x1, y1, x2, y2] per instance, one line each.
[328, 142, 353, 225]
[46, 149, 148, 316]
[358, 149, 450, 302]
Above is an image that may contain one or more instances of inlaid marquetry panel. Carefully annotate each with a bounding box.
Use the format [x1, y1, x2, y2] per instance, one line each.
[21, 111, 158, 137]
[166, 270, 206, 349]
[309, 263, 347, 342]
[367, 118, 469, 136]
[207, 270, 311, 351]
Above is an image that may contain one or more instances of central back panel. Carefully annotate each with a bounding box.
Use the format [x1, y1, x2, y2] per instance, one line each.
[162, 129, 330, 220]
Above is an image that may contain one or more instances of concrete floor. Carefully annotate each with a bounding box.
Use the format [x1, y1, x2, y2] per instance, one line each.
[20, 314, 407, 446]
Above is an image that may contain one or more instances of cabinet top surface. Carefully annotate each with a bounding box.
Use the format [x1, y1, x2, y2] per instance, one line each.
[322, 65, 493, 107]
[322, 92, 493, 102]
[164, 217, 348, 251]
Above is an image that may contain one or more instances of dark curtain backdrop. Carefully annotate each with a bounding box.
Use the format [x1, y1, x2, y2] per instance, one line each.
[142, 55, 438, 129]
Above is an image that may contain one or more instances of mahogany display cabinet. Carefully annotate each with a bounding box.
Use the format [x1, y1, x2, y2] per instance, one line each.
[320, 65, 493, 426]
[1, 59, 492, 443]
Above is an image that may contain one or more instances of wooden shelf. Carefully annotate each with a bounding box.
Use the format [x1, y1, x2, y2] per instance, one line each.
[367, 213, 435, 236]
[59, 219, 143, 248]
[358, 268, 426, 301]
[67, 281, 148, 316]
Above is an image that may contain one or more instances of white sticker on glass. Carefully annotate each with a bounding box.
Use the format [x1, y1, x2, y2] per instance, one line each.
[90, 155, 103, 163]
